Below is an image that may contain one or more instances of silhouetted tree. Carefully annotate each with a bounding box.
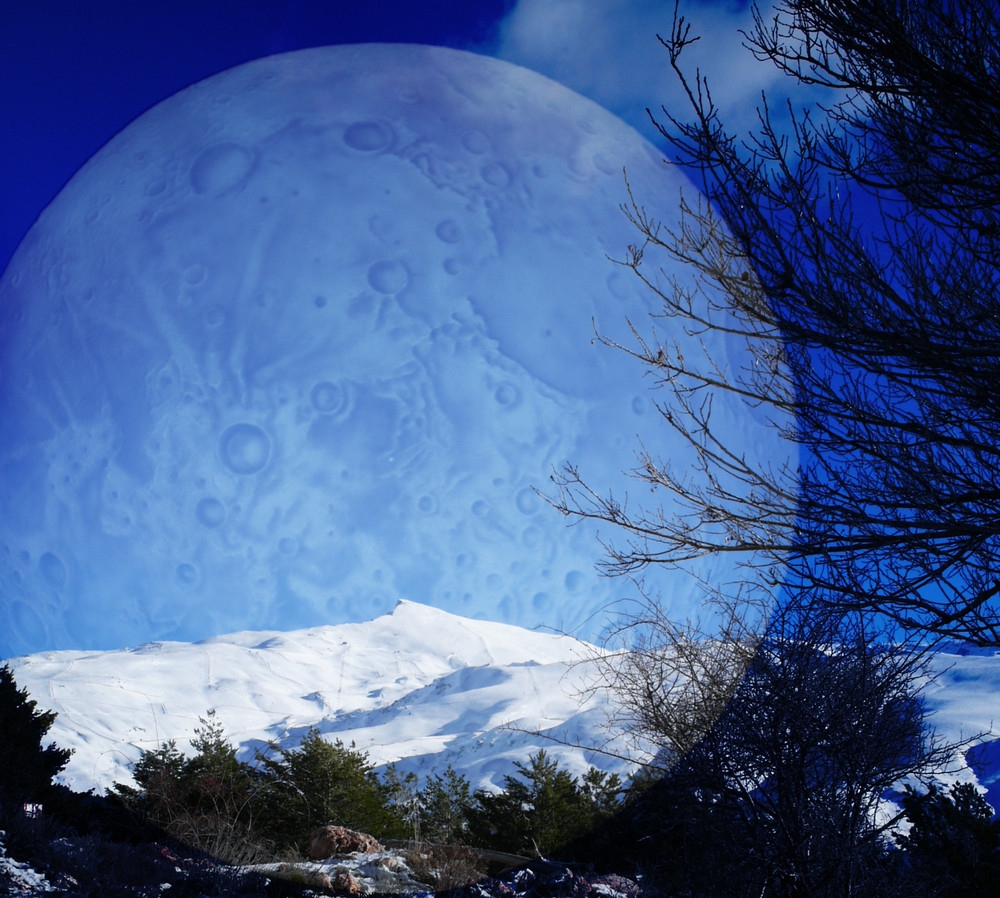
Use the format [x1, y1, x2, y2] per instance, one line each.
[552, 0, 1000, 645]
[466, 750, 621, 858]
[583, 603, 960, 896]
[896, 781, 1000, 897]
[0, 663, 71, 809]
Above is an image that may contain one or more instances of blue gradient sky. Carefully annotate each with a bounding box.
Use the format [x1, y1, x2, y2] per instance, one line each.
[1, 1, 799, 655]
[1, 0, 778, 275]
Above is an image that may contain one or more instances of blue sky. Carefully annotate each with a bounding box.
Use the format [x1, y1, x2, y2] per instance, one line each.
[0, 0, 777, 275]
[0, 0, 802, 655]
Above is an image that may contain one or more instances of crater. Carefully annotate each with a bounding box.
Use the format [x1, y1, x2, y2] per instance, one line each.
[219, 423, 271, 475]
[367, 260, 409, 294]
[462, 130, 490, 154]
[515, 488, 540, 515]
[195, 497, 226, 528]
[190, 143, 254, 195]
[481, 163, 511, 187]
[310, 381, 350, 417]
[435, 219, 463, 244]
[343, 121, 393, 152]
[39, 552, 68, 589]
[494, 383, 519, 406]
[175, 563, 198, 586]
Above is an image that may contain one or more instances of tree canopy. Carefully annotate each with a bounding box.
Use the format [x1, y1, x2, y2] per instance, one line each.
[466, 750, 622, 858]
[0, 663, 71, 808]
[552, 0, 1000, 645]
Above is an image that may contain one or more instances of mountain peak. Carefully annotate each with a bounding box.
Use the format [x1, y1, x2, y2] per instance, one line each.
[7, 600, 624, 796]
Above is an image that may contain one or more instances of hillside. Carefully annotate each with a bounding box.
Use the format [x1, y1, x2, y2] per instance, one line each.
[8, 600, 1000, 809]
[8, 599, 642, 795]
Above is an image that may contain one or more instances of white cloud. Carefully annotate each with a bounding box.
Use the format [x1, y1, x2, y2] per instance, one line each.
[494, 0, 808, 145]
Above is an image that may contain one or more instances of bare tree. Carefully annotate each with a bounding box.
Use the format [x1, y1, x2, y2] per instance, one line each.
[552, 0, 1000, 645]
[590, 588, 767, 771]
[691, 608, 960, 897]
[588, 601, 965, 897]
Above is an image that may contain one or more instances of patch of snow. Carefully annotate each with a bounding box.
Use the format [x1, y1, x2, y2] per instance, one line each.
[0, 830, 56, 893]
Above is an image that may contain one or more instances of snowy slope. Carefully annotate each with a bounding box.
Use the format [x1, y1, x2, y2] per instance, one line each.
[8, 600, 641, 795]
[918, 646, 1000, 805]
[8, 600, 1000, 807]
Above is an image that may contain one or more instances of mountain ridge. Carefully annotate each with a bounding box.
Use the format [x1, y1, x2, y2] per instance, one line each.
[8, 599, 636, 796]
[8, 599, 1000, 810]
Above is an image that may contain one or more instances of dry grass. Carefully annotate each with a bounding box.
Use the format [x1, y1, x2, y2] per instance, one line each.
[404, 841, 487, 891]
[165, 810, 277, 867]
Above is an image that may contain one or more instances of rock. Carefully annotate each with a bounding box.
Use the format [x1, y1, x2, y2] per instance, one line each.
[307, 825, 383, 859]
[331, 871, 363, 893]
[310, 871, 333, 890]
[591, 873, 643, 898]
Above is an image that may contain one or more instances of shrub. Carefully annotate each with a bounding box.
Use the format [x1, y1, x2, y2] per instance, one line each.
[404, 841, 486, 890]
[466, 750, 622, 858]
[0, 664, 71, 809]
[896, 781, 1000, 896]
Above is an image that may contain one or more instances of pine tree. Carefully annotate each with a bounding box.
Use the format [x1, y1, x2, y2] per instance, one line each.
[419, 766, 473, 844]
[381, 762, 420, 840]
[260, 728, 401, 847]
[182, 710, 258, 824]
[112, 739, 187, 824]
[897, 782, 1000, 896]
[0, 663, 71, 808]
[466, 750, 620, 858]
[113, 710, 272, 863]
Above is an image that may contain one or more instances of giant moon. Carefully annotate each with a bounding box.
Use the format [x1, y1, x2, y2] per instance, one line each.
[0, 45, 775, 657]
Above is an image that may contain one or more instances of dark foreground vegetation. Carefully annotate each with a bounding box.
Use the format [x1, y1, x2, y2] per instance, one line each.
[5, 651, 1000, 897]
[109, 709, 622, 863]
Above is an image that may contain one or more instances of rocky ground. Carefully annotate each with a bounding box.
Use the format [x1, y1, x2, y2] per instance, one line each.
[0, 809, 645, 898]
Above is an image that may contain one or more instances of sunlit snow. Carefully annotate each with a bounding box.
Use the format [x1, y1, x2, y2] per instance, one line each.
[9, 600, 647, 795]
[9, 600, 999, 813]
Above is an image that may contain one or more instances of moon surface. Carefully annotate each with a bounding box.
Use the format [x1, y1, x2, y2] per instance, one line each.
[0, 44, 776, 657]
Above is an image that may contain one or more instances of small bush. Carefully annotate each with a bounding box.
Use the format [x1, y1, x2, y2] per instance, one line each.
[404, 841, 487, 891]
[160, 808, 276, 867]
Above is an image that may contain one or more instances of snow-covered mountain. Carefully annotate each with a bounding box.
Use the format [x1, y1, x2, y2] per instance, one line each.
[7, 600, 642, 795]
[8, 599, 1000, 809]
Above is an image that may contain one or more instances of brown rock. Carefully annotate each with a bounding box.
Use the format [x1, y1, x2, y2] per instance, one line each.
[307, 825, 384, 859]
[310, 871, 333, 890]
[331, 871, 362, 894]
